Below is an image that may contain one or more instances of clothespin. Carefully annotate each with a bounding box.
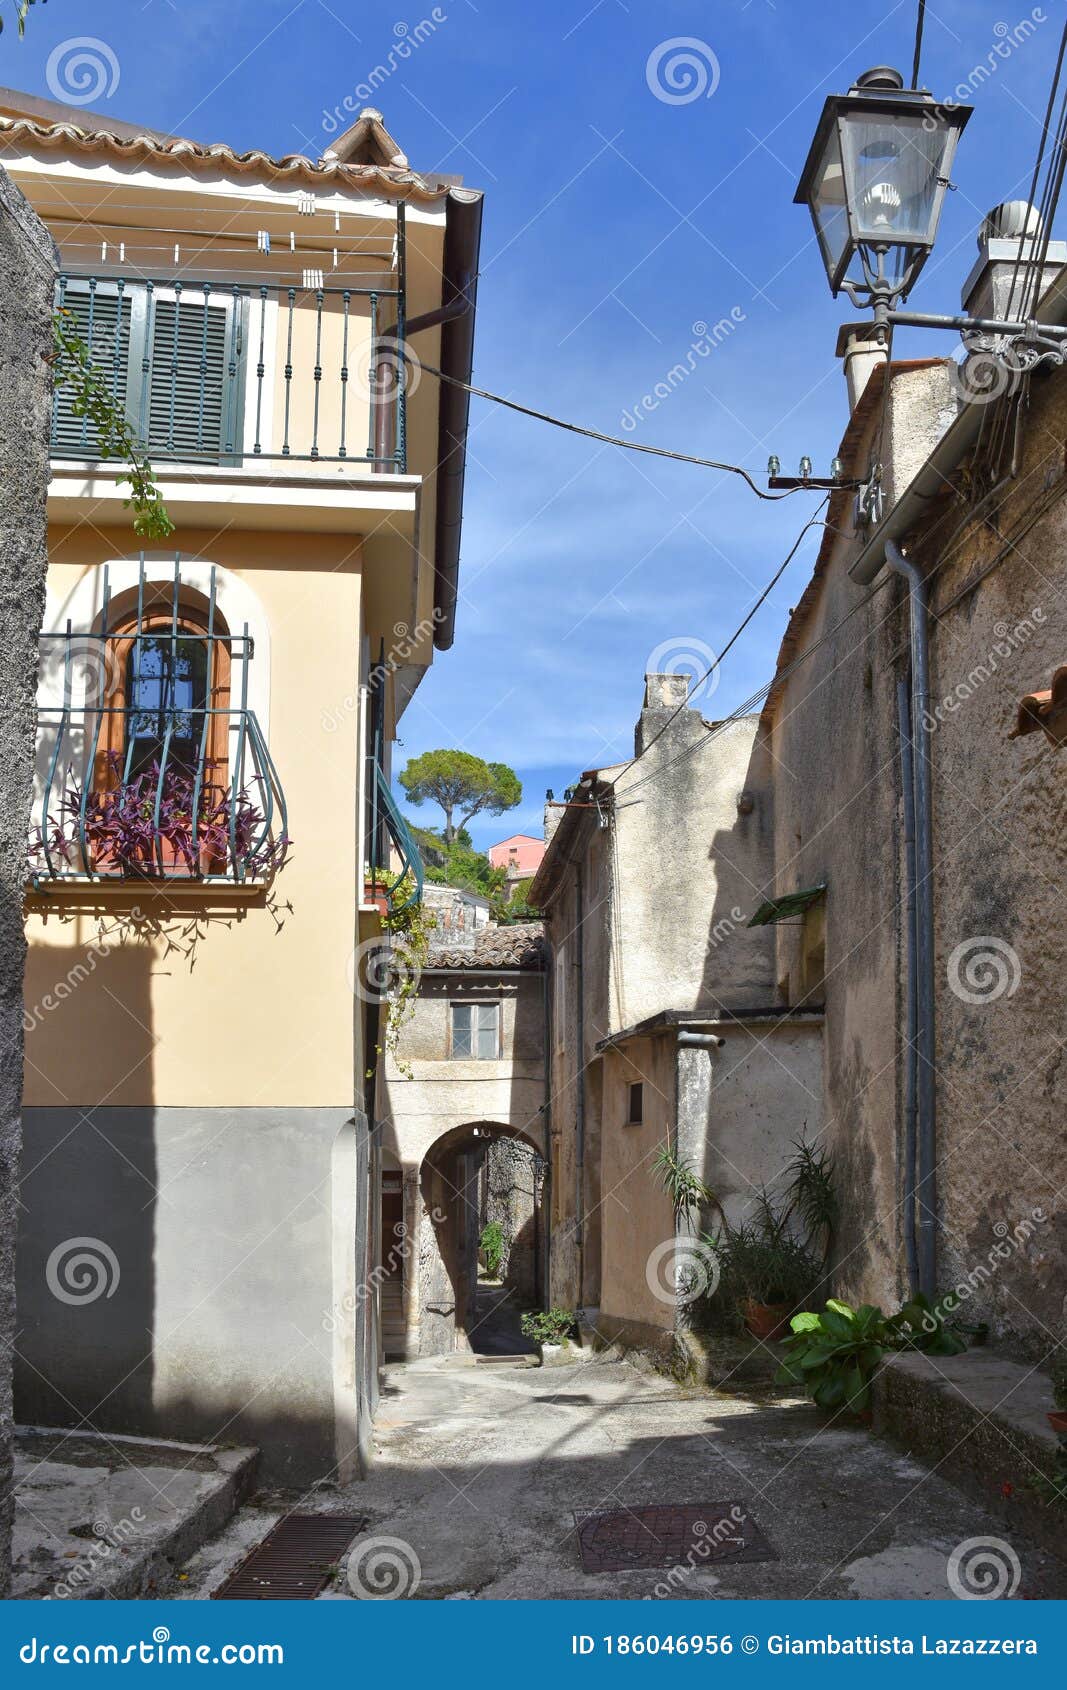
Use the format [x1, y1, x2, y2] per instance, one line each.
[302, 267, 324, 290]
[334, 209, 341, 233]
[257, 230, 271, 253]
[100, 240, 107, 262]
[297, 192, 316, 215]
[289, 231, 296, 252]
[119, 242, 126, 263]
[174, 243, 180, 264]
[332, 247, 338, 269]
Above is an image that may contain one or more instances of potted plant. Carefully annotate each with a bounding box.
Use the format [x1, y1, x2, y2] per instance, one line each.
[1049, 1353, 1067, 1437]
[708, 1222, 823, 1340]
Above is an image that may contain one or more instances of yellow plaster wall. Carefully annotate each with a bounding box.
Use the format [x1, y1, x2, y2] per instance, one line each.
[24, 524, 365, 1109]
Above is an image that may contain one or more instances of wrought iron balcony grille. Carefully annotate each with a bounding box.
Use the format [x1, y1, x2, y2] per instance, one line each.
[365, 642, 423, 917]
[51, 270, 407, 470]
[31, 558, 288, 888]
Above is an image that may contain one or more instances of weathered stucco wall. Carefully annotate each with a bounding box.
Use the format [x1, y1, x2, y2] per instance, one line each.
[767, 355, 1067, 1351]
[914, 365, 1067, 1357]
[0, 166, 55, 1597]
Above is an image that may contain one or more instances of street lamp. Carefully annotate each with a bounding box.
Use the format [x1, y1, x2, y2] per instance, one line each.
[795, 67, 971, 318]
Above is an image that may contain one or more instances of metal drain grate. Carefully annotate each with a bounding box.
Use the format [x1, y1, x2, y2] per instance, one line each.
[574, 1502, 776, 1574]
[213, 1514, 367, 1599]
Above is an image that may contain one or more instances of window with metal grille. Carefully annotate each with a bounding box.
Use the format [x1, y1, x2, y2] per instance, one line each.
[52, 280, 242, 461]
[450, 1001, 500, 1060]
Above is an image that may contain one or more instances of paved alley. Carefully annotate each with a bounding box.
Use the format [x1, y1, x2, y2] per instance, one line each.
[180, 1355, 1067, 1601]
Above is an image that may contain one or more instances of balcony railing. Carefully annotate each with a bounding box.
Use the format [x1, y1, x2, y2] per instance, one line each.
[31, 559, 288, 888]
[51, 271, 408, 471]
[367, 765, 425, 916]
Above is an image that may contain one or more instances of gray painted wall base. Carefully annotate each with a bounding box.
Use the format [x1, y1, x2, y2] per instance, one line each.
[17, 1106, 370, 1486]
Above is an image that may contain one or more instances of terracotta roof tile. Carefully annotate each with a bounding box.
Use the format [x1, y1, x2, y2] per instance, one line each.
[426, 921, 544, 971]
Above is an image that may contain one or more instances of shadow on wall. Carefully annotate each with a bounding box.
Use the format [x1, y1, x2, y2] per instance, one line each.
[17, 934, 158, 1433]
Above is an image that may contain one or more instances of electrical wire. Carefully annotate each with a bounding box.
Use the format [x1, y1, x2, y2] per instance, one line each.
[603, 497, 830, 791]
[416, 361, 814, 501]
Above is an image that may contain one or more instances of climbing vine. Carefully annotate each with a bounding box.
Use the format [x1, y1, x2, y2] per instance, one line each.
[49, 310, 174, 540]
[368, 870, 435, 1078]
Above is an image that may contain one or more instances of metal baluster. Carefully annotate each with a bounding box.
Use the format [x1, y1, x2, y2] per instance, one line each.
[138, 281, 155, 447]
[111, 278, 125, 407]
[81, 277, 97, 451]
[254, 285, 268, 455]
[191, 564, 216, 868]
[40, 619, 74, 881]
[339, 289, 350, 457]
[152, 558, 181, 876]
[230, 622, 251, 880]
[166, 281, 182, 456]
[310, 287, 324, 459]
[367, 291, 378, 462]
[197, 282, 211, 453]
[79, 564, 111, 876]
[225, 284, 240, 458]
[121, 557, 146, 784]
[282, 287, 295, 456]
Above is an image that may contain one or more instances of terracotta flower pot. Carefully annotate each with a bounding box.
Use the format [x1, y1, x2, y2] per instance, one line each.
[1047, 1409, 1067, 1437]
[363, 880, 391, 917]
[740, 1298, 792, 1342]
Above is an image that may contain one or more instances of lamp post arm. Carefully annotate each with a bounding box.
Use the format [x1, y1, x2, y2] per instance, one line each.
[887, 308, 1067, 340]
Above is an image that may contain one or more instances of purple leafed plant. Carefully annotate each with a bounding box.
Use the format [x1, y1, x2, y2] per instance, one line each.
[30, 754, 291, 880]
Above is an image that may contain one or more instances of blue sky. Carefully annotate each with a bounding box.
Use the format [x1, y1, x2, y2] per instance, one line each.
[4, 0, 1058, 846]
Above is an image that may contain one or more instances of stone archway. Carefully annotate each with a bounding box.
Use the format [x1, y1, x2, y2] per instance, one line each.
[415, 1122, 546, 1358]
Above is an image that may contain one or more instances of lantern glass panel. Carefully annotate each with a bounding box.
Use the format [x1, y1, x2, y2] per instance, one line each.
[840, 111, 948, 247]
[809, 126, 850, 282]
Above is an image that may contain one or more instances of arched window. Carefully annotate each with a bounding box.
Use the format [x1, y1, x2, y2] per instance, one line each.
[96, 597, 231, 796]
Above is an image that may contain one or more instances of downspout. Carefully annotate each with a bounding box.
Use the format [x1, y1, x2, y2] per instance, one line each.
[885, 539, 937, 1299]
[575, 863, 586, 1310]
[896, 679, 920, 1297]
[373, 270, 477, 467]
[540, 960, 553, 1310]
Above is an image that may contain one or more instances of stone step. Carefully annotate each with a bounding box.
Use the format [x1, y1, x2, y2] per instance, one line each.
[11, 1426, 258, 1599]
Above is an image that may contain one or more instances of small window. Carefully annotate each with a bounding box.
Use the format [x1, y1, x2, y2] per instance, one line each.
[451, 1001, 500, 1060]
[627, 1082, 644, 1125]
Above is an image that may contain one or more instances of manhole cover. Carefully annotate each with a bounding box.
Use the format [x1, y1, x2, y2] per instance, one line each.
[213, 1514, 367, 1599]
[574, 1502, 776, 1574]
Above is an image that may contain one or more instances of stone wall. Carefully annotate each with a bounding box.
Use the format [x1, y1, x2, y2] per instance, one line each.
[481, 1135, 542, 1305]
[0, 166, 55, 1596]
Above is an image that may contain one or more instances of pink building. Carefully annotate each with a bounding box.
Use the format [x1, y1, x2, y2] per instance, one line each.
[488, 833, 545, 879]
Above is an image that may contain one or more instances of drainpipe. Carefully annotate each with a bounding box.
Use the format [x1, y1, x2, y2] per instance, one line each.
[540, 960, 553, 1310]
[373, 270, 477, 468]
[574, 864, 586, 1311]
[896, 680, 920, 1298]
[885, 540, 937, 1299]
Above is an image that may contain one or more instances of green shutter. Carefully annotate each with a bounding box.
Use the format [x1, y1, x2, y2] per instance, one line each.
[51, 286, 133, 457]
[147, 296, 233, 458]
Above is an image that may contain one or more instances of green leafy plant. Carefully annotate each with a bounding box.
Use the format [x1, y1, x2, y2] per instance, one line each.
[652, 1142, 718, 1220]
[1, 0, 41, 35]
[520, 1308, 577, 1346]
[777, 1293, 967, 1418]
[776, 1299, 890, 1415]
[366, 870, 435, 1078]
[479, 1221, 507, 1279]
[50, 312, 174, 539]
[708, 1222, 824, 1309]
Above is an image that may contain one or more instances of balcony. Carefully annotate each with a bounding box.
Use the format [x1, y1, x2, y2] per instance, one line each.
[30, 559, 288, 890]
[51, 271, 408, 473]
